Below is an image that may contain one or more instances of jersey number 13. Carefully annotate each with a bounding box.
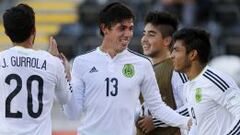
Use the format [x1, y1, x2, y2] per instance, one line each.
[105, 77, 118, 97]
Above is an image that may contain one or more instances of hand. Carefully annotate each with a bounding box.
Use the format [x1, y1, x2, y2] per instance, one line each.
[137, 116, 155, 134]
[187, 118, 192, 130]
[48, 36, 60, 57]
[60, 53, 71, 81]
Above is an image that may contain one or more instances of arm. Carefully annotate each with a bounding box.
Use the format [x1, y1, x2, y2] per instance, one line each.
[140, 62, 190, 129]
[137, 103, 189, 130]
[63, 58, 85, 120]
[55, 58, 72, 105]
[48, 36, 71, 81]
[134, 99, 142, 123]
[49, 37, 72, 104]
[152, 70, 190, 127]
[213, 85, 240, 134]
[152, 104, 189, 127]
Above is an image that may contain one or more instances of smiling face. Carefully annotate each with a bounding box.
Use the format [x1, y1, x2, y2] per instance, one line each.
[171, 40, 191, 73]
[102, 19, 134, 53]
[141, 23, 165, 58]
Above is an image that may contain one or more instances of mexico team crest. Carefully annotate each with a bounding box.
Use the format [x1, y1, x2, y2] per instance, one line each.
[195, 88, 202, 103]
[122, 64, 135, 78]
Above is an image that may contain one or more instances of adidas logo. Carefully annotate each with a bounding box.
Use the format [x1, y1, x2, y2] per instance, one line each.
[89, 66, 98, 73]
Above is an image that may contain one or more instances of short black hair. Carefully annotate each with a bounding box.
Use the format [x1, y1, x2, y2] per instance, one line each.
[99, 2, 135, 36]
[3, 3, 35, 43]
[144, 11, 178, 38]
[173, 28, 211, 64]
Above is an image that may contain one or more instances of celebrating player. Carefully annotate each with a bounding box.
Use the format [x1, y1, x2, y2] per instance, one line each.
[0, 4, 72, 135]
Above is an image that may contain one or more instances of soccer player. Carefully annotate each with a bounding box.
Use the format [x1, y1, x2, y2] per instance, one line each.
[63, 2, 191, 135]
[137, 11, 189, 135]
[171, 28, 240, 135]
[0, 4, 72, 135]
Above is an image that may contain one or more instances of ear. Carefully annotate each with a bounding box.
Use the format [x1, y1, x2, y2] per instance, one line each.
[163, 36, 172, 48]
[31, 26, 36, 35]
[100, 24, 108, 35]
[189, 49, 198, 61]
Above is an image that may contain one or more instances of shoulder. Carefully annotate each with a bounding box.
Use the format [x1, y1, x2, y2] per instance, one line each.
[126, 49, 152, 64]
[72, 49, 97, 68]
[201, 66, 235, 92]
[0, 48, 12, 56]
[36, 50, 55, 58]
[37, 50, 62, 63]
[173, 71, 188, 84]
[74, 49, 96, 62]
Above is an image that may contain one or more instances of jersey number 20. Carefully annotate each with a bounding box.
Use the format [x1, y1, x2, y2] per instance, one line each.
[5, 74, 43, 118]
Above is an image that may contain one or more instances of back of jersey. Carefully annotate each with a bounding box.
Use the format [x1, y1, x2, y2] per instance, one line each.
[0, 46, 63, 135]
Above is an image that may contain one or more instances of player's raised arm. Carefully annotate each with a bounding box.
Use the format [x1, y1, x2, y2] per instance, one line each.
[54, 57, 72, 105]
[62, 57, 84, 120]
[48, 36, 60, 57]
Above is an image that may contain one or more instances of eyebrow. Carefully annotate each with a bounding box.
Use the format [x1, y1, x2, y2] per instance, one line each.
[119, 22, 134, 26]
[143, 30, 157, 34]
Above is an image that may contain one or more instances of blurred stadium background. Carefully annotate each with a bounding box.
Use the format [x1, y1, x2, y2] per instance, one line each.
[0, 0, 239, 134]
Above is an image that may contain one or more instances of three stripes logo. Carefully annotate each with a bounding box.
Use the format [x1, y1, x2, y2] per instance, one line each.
[203, 69, 229, 92]
[89, 66, 98, 73]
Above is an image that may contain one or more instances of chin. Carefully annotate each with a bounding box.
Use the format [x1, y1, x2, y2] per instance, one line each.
[117, 47, 126, 53]
[121, 45, 128, 50]
[143, 50, 151, 55]
[176, 68, 185, 73]
[173, 66, 180, 72]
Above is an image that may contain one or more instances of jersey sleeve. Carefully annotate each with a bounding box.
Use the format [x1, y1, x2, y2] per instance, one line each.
[139, 103, 190, 128]
[171, 71, 188, 107]
[149, 72, 189, 128]
[55, 58, 72, 105]
[63, 57, 85, 120]
[140, 61, 190, 129]
[210, 80, 240, 134]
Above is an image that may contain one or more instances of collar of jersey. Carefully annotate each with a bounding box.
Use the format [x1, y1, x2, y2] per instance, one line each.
[11, 46, 34, 51]
[10, 46, 39, 56]
[96, 47, 128, 58]
[190, 65, 209, 82]
[12, 45, 26, 49]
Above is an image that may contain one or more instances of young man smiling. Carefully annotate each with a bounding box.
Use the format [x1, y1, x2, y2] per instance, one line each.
[171, 28, 240, 135]
[62, 2, 191, 135]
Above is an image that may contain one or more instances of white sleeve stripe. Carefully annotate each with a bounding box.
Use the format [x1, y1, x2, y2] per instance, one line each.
[203, 70, 229, 92]
[203, 74, 225, 92]
[179, 109, 188, 114]
[152, 109, 189, 125]
[154, 122, 165, 126]
[206, 69, 229, 88]
[180, 111, 189, 116]
[203, 74, 226, 92]
[227, 120, 240, 135]
[152, 118, 164, 124]
[204, 72, 228, 89]
[182, 73, 188, 82]
[203, 70, 230, 92]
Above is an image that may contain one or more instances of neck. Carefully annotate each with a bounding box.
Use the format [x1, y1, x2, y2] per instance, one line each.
[152, 51, 171, 65]
[14, 42, 32, 48]
[186, 62, 206, 80]
[100, 40, 118, 58]
[13, 36, 33, 48]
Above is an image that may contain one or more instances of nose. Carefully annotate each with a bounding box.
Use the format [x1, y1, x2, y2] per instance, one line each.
[170, 51, 175, 59]
[124, 29, 133, 37]
[141, 35, 147, 44]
